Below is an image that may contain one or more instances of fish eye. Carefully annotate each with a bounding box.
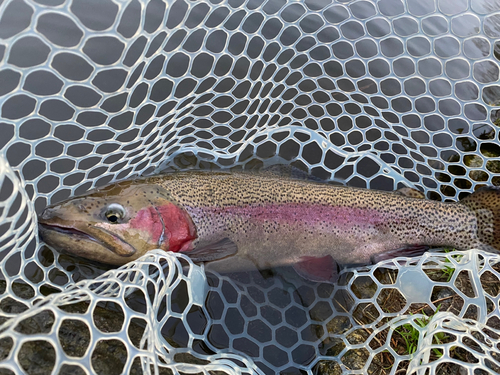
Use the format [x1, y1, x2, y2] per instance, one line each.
[104, 203, 126, 224]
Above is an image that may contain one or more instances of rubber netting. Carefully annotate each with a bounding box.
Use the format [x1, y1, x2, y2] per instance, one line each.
[0, 0, 500, 374]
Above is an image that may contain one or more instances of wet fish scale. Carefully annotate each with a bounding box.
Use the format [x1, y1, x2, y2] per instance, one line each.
[38, 171, 500, 281]
[158, 172, 480, 272]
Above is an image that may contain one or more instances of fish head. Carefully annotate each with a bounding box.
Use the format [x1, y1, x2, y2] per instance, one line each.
[38, 180, 197, 265]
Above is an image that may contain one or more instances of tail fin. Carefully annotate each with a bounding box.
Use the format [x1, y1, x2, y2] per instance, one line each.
[460, 186, 500, 251]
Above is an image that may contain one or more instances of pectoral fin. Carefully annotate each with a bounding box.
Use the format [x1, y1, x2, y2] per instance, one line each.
[293, 255, 339, 283]
[185, 238, 238, 262]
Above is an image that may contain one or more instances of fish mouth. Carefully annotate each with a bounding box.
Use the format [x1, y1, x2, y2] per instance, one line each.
[39, 223, 97, 242]
[38, 223, 137, 259]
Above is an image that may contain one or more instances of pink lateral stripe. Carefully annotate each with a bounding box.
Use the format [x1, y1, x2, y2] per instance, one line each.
[191, 203, 386, 227]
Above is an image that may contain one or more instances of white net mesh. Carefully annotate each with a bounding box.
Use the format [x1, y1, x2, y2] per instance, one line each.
[0, 0, 500, 373]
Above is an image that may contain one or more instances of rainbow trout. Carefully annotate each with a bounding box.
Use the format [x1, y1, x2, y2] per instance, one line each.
[38, 170, 500, 282]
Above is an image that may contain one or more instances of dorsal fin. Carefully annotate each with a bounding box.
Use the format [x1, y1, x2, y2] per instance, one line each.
[394, 187, 425, 199]
[261, 165, 325, 182]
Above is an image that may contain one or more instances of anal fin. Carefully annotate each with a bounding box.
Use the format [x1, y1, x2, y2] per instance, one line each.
[370, 245, 429, 264]
[184, 238, 238, 262]
[293, 255, 339, 283]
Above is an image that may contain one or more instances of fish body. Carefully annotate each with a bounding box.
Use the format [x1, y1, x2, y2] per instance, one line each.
[38, 170, 500, 281]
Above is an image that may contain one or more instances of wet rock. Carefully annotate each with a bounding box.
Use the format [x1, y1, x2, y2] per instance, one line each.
[313, 360, 342, 375]
[14, 310, 54, 334]
[18, 340, 56, 375]
[341, 348, 370, 370]
[91, 339, 127, 375]
[0, 337, 13, 360]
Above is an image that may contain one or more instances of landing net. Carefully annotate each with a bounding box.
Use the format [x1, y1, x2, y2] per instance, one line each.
[0, 0, 500, 374]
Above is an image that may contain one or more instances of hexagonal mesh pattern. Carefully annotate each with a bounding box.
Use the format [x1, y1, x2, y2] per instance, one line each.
[0, 0, 500, 374]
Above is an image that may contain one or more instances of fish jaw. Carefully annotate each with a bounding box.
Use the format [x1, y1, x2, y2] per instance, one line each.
[38, 222, 138, 265]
